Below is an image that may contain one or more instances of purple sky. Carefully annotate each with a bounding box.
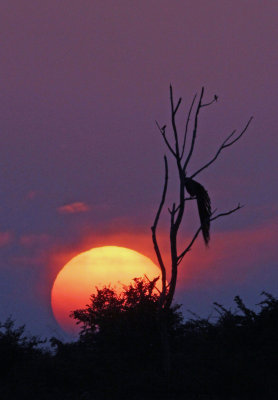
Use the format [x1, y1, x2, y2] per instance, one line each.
[0, 1, 278, 339]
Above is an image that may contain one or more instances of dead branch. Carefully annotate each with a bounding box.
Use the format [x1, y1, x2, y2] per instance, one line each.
[201, 94, 218, 108]
[173, 97, 182, 115]
[191, 117, 253, 179]
[177, 203, 243, 265]
[152, 86, 252, 313]
[155, 121, 176, 157]
[183, 87, 204, 171]
[170, 85, 181, 158]
[151, 156, 168, 299]
[180, 94, 197, 159]
[151, 86, 252, 378]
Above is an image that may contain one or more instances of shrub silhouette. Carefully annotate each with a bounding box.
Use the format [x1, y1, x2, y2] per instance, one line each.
[69, 277, 183, 396]
[1, 290, 278, 399]
[0, 318, 50, 399]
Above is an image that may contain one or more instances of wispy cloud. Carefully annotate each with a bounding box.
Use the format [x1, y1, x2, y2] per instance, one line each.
[57, 202, 90, 215]
[0, 232, 13, 247]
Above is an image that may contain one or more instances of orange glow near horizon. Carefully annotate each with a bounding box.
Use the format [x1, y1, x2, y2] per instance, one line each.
[51, 246, 161, 335]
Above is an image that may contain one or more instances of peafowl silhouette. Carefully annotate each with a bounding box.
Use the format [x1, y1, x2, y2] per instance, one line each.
[184, 177, 212, 245]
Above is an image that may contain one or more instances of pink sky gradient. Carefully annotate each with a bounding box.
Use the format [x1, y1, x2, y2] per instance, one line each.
[0, 0, 277, 338]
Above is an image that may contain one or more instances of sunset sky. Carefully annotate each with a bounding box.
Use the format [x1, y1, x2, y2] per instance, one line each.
[0, 1, 277, 340]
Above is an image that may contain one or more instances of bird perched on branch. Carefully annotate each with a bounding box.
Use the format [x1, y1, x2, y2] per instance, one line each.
[184, 177, 212, 246]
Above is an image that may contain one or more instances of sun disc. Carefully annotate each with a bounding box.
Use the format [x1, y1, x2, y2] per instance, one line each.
[51, 246, 161, 335]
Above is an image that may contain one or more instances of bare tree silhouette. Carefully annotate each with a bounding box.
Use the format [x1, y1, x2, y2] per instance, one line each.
[152, 87, 253, 377]
[152, 86, 253, 313]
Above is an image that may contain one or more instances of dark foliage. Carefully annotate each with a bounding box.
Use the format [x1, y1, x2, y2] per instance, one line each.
[0, 318, 51, 399]
[2, 286, 278, 399]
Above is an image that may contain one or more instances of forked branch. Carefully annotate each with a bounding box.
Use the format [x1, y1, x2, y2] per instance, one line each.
[155, 121, 176, 158]
[201, 94, 218, 108]
[177, 203, 243, 264]
[152, 86, 252, 311]
[191, 116, 253, 179]
[183, 87, 204, 171]
[180, 94, 197, 160]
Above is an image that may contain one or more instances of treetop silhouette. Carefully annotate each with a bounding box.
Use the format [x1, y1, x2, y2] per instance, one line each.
[153, 86, 253, 310]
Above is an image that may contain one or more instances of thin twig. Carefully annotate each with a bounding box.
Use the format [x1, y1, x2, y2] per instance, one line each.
[174, 97, 182, 115]
[183, 87, 204, 171]
[170, 85, 180, 158]
[191, 117, 253, 179]
[155, 120, 176, 157]
[180, 94, 197, 160]
[210, 203, 243, 221]
[144, 274, 162, 294]
[168, 203, 177, 215]
[173, 196, 196, 215]
[177, 203, 243, 265]
[200, 95, 217, 108]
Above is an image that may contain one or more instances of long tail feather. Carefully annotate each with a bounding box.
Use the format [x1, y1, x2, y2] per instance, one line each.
[197, 194, 211, 245]
[184, 178, 211, 245]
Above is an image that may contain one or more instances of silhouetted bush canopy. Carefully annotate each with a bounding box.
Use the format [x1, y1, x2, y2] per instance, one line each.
[1, 283, 278, 399]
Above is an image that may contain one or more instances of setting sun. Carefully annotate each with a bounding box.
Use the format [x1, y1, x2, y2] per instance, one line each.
[51, 246, 161, 335]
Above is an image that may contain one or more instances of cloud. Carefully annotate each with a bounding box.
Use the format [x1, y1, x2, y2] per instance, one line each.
[57, 202, 90, 215]
[0, 232, 13, 247]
